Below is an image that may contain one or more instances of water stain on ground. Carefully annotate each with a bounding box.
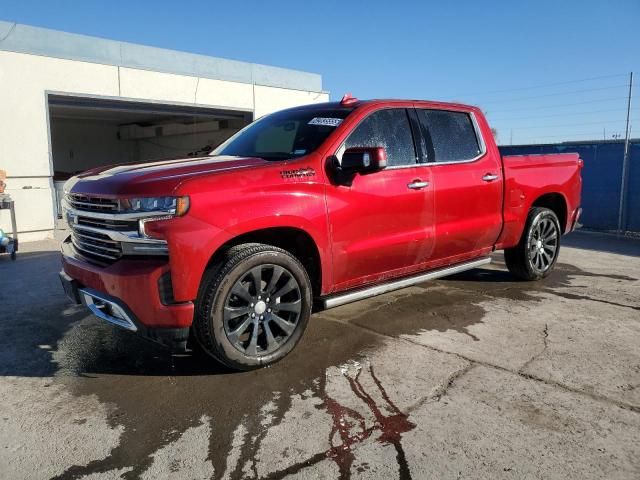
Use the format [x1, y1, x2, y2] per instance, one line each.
[261, 364, 415, 480]
[3, 248, 638, 479]
[46, 270, 494, 478]
[317, 258, 638, 345]
[51, 323, 420, 479]
[440, 258, 638, 308]
[52, 319, 384, 479]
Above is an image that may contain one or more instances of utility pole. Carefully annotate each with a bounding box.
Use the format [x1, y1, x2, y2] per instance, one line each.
[510, 129, 513, 145]
[617, 72, 633, 235]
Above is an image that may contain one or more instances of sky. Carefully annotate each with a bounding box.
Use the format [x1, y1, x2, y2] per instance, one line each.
[2, 0, 639, 145]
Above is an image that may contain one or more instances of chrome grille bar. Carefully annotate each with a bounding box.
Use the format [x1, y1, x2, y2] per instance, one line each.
[69, 199, 118, 210]
[77, 217, 137, 230]
[71, 231, 122, 252]
[71, 237, 120, 261]
[72, 239, 120, 256]
[67, 194, 119, 212]
[72, 231, 119, 247]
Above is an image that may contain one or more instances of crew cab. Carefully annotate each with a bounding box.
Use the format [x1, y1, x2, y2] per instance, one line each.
[59, 96, 582, 370]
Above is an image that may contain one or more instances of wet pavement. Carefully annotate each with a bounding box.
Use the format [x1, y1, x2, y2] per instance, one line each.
[1, 231, 639, 479]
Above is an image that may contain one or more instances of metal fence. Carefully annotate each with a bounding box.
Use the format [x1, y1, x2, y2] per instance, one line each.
[499, 140, 640, 232]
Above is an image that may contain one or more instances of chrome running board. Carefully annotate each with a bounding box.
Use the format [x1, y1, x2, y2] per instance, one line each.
[79, 288, 138, 332]
[321, 257, 491, 310]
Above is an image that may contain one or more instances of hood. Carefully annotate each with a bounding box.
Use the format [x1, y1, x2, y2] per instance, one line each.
[66, 156, 268, 196]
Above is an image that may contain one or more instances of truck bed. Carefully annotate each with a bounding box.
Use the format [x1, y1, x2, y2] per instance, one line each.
[496, 152, 583, 250]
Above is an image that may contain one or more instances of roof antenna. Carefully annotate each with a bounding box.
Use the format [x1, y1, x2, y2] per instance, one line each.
[340, 93, 358, 106]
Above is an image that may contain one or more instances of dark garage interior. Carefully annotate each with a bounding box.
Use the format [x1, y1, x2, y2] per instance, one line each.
[48, 94, 252, 216]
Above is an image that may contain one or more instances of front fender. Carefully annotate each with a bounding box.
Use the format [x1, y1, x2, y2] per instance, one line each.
[168, 157, 331, 299]
[161, 216, 233, 302]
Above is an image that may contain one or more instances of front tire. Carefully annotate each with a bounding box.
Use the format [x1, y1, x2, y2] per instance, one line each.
[194, 243, 312, 370]
[504, 207, 561, 281]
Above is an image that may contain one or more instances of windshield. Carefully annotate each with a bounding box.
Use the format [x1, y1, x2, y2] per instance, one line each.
[211, 107, 354, 161]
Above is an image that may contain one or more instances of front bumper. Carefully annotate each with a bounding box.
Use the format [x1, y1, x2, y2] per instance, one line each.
[60, 237, 193, 351]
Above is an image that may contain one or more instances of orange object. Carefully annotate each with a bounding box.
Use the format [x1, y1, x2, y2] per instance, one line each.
[0, 170, 6, 194]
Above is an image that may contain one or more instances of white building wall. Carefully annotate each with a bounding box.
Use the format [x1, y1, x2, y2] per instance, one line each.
[0, 50, 328, 242]
[195, 78, 254, 110]
[253, 85, 328, 119]
[0, 51, 120, 178]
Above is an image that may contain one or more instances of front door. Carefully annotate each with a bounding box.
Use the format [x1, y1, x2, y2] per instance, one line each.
[326, 108, 435, 291]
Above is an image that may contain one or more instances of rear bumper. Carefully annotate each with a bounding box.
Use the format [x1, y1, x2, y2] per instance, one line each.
[570, 207, 583, 232]
[60, 237, 194, 349]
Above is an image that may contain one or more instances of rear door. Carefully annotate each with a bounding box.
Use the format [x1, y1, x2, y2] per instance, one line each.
[416, 108, 502, 263]
[326, 107, 435, 291]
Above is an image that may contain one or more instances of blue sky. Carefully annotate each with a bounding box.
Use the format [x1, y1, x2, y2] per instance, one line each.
[2, 0, 639, 144]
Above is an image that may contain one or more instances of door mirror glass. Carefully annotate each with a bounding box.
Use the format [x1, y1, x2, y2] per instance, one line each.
[341, 147, 388, 173]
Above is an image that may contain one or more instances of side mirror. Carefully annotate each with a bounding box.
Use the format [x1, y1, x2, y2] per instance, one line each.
[341, 147, 388, 173]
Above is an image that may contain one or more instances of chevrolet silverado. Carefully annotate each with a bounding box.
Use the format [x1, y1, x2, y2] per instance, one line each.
[59, 95, 583, 370]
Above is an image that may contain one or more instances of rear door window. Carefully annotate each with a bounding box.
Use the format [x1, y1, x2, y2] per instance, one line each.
[343, 108, 417, 167]
[418, 110, 482, 162]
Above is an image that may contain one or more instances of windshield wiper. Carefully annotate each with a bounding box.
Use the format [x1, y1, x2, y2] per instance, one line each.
[255, 153, 293, 161]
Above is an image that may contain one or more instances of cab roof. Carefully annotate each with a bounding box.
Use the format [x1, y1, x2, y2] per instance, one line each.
[283, 98, 480, 113]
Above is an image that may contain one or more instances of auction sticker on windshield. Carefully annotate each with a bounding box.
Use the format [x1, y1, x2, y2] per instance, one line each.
[308, 117, 343, 127]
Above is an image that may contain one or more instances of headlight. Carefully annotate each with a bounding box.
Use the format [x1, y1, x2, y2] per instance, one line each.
[121, 196, 190, 216]
[129, 196, 190, 239]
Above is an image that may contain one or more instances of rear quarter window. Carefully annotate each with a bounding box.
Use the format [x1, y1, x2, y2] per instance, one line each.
[418, 110, 482, 162]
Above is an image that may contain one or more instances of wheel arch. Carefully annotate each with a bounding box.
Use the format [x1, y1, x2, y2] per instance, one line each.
[202, 226, 323, 298]
[531, 192, 568, 233]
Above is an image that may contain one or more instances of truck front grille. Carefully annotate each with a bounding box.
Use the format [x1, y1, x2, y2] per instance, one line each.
[63, 193, 170, 265]
[71, 228, 122, 262]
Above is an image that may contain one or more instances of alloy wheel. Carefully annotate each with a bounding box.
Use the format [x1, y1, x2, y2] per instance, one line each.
[528, 216, 558, 272]
[222, 264, 302, 356]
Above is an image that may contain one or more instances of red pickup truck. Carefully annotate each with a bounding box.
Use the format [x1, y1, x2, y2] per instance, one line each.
[60, 96, 582, 370]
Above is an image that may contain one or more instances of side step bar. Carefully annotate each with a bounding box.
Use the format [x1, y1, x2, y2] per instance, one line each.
[321, 257, 491, 310]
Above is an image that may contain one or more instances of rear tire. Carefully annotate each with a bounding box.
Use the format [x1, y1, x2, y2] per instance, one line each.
[194, 243, 312, 371]
[504, 207, 561, 281]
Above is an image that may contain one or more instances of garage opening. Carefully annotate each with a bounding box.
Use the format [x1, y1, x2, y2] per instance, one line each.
[48, 94, 253, 217]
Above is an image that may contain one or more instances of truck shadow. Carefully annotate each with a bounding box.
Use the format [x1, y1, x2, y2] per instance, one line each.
[443, 260, 637, 285]
[439, 255, 639, 313]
